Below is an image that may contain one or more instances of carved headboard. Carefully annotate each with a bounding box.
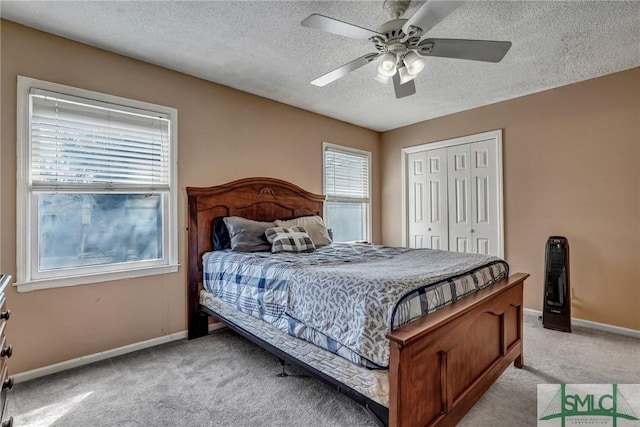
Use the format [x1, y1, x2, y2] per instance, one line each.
[186, 177, 325, 336]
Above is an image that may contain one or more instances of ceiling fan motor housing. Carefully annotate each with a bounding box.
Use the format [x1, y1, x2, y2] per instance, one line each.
[377, 19, 408, 42]
[383, 0, 412, 19]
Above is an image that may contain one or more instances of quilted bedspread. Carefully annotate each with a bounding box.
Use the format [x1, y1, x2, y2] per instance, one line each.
[203, 243, 508, 368]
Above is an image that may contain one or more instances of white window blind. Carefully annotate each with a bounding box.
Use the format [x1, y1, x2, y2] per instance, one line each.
[324, 146, 370, 203]
[17, 77, 178, 291]
[29, 88, 170, 190]
[323, 143, 371, 243]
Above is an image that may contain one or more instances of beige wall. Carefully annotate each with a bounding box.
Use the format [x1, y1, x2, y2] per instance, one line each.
[0, 21, 380, 373]
[381, 68, 640, 330]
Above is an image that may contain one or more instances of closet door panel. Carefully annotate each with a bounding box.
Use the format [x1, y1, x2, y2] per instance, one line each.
[447, 145, 472, 253]
[470, 140, 499, 255]
[407, 152, 428, 248]
[426, 149, 449, 250]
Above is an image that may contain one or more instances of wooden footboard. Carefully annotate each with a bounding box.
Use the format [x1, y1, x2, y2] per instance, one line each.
[387, 273, 528, 427]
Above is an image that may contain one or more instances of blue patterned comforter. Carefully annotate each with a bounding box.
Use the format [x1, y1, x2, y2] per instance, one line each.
[202, 243, 508, 368]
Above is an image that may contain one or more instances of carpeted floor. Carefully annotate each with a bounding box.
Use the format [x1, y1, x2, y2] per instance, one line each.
[8, 315, 640, 426]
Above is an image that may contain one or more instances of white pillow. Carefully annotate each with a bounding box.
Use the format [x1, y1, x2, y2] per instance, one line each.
[274, 215, 332, 247]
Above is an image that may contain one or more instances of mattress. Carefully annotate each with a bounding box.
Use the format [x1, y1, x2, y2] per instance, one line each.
[202, 243, 509, 368]
[200, 292, 390, 407]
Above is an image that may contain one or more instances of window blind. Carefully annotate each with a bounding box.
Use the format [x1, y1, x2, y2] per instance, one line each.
[324, 147, 370, 202]
[29, 89, 170, 190]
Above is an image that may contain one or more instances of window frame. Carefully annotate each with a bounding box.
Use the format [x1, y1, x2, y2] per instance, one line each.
[322, 142, 372, 243]
[16, 76, 179, 292]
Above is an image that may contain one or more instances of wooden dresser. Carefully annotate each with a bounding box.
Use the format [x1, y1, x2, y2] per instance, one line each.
[0, 275, 13, 427]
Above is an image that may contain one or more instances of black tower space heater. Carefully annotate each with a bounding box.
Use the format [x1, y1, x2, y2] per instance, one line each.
[543, 236, 571, 332]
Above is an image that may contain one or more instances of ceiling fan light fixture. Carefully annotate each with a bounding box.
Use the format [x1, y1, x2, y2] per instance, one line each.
[377, 52, 397, 77]
[398, 66, 417, 85]
[374, 73, 392, 84]
[404, 51, 426, 75]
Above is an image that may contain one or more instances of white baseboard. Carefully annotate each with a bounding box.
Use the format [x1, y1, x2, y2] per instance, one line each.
[524, 308, 640, 339]
[13, 322, 226, 384]
[14, 311, 638, 385]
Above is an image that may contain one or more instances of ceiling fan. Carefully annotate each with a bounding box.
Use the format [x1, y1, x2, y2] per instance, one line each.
[301, 0, 512, 99]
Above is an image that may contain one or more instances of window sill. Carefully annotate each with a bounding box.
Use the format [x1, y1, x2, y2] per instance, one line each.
[15, 264, 180, 292]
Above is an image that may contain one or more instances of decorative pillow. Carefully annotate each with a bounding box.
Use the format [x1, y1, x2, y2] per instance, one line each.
[264, 226, 316, 253]
[274, 215, 332, 247]
[212, 217, 231, 250]
[223, 216, 275, 252]
[264, 226, 306, 243]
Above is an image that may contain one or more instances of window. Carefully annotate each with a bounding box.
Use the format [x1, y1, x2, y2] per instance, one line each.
[16, 77, 178, 291]
[323, 143, 371, 243]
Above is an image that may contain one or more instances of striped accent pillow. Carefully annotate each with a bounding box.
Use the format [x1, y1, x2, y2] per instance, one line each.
[265, 227, 316, 253]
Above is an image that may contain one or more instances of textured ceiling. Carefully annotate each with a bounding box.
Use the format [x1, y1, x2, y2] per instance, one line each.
[1, 1, 639, 132]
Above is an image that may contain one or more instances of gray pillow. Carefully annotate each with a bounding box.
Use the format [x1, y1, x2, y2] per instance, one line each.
[223, 216, 275, 252]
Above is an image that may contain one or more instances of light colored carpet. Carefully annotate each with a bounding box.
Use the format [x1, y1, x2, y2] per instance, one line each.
[8, 315, 640, 426]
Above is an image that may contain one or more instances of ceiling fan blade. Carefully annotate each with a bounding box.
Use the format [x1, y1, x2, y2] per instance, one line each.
[302, 14, 382, 40]
[417, 38, 512, 62]
[402, 1, 463, 37]
[392, 73, 416, 99]
[311, 53, 380, 87]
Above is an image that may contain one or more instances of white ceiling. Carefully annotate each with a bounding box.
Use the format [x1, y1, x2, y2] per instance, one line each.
[1, 1, 639, 132]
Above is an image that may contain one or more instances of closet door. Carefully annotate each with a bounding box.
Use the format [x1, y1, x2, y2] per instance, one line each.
[404, 130, 503, 257]
[425, 149, 449, 250]
[447, 145, 472, 253]
[407, 152, 428, 248]
[407, 149, 449, 249]
[470, 140, 498, 255]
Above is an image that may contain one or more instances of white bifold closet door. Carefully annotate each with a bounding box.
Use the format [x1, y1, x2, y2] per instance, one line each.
[407, 148, 448, 249]
[447, 140, 498, 255]
[406, 134, 502, 257]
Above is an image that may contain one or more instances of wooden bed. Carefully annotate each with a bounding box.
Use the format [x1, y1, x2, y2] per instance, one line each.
[187, 177, 529, 427]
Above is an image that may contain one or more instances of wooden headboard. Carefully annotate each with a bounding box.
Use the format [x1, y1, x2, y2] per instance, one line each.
[186, 177, 325, 337]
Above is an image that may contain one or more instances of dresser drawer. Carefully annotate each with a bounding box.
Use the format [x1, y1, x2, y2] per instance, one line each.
[0, 296, 9, 324]
[0, 389, 6, 427]
[0, 366, 12, 391]
[0, 299, 8, 339]
[0, 328, 6, 376]
[0, 275, 12, 427]
[0, 334, 11, 377]
[0, 365, 12, 423]
[0, 336, 11, 361]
